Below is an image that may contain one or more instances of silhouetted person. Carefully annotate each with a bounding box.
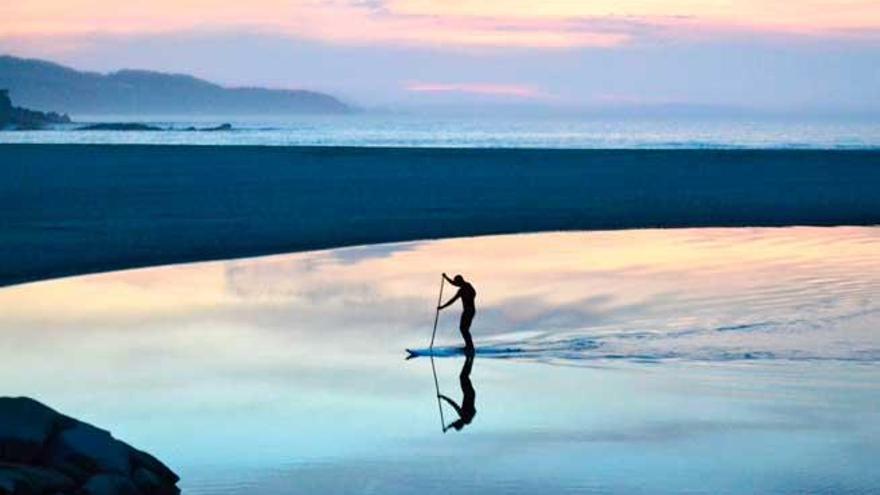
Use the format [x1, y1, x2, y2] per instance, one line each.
[438, 351, 476, 432]
[438, 273, 476, 351]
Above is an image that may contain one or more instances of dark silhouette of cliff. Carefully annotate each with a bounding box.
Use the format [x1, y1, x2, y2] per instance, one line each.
[0, 89, 71, 129]
[0, 55, 352, 115]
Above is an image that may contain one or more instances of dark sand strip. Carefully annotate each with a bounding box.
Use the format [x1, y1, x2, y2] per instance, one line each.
[1, 145, 878, 287]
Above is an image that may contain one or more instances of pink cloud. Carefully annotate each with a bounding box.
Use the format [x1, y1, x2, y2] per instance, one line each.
[1, 0, 877, 51]
[405, 82, 547, 99]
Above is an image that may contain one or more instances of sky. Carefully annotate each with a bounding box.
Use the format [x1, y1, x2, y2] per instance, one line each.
[1, 0, 878, 113]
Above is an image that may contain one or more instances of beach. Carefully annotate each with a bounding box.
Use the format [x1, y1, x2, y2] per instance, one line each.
[1, 144, 878, 287]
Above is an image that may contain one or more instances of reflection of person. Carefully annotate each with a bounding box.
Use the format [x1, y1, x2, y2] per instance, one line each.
[438, 273, 476, 351]
[438, 352, 476, 432]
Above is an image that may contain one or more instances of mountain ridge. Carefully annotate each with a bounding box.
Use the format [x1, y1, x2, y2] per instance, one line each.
[0, 55, 352, 116]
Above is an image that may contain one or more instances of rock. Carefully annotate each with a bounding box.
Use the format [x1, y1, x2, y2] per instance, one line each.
[131, 468, 179, 495]
[0, 398, 59, 463]
[0, 90, 12, 127]
[75, 123, 162, 131]
[43, 424, 131, 480]
[80, 474, 140, 495]
[0, 398, 178, 495]
[0, 463, 76, 495]
[126, 449, 178, 485]
[0, 89, 71, 130]
[199, 123, 232, 131]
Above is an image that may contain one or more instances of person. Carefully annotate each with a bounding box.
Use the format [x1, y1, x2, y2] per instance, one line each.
[438, 352, 476, 432]
[437, 273, 476, 351]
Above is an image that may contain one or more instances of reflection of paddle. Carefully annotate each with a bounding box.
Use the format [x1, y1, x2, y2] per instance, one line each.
[429, 275, 446, 432]
[430, 354, 446, 433]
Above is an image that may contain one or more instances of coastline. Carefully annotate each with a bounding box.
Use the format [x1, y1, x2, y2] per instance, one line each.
[1, 144, 878, 287]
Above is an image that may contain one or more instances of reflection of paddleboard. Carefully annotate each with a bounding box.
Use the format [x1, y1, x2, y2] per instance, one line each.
[405, 347, 463, 360]
[405, 346, 521, 360]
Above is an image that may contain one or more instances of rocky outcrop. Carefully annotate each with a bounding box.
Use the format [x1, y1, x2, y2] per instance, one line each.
[0, 89, 71, 130]
[76, 122, 232, 131]
[192, 123, 232, 132]
[76, 123, 162, 131]
[0, 397, 179, 495]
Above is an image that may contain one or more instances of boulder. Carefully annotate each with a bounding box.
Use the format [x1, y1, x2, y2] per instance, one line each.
[0, 398, 179, 495]
[0, 398, 59, 464]
[127, 450, 178, 485]
[43, 424, 131, 480]
[0, 463, 76, 494]
[80, 474, 140, 495]
[131, 468, 179, 495]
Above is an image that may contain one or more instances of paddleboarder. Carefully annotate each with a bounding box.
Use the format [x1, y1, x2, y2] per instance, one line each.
[437, 273, 476, 351]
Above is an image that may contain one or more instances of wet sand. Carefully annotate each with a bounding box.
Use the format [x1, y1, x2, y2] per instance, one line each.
[1, 144, 878, 287]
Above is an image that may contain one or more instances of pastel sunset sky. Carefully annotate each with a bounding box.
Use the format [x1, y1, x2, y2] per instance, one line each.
[2, 0, 878, 111]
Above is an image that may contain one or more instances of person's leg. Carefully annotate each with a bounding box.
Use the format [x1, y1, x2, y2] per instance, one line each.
[461, 330, 474, 350]
[460, 311, 475, 350]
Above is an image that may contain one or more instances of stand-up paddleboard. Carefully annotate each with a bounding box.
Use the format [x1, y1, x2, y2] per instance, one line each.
[405, 345, 521, 359]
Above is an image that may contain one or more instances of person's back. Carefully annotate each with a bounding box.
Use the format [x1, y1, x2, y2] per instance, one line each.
[459, 281, 476, 313]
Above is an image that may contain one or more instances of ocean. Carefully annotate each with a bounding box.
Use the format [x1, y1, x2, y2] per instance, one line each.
[1, 113, 879, 149]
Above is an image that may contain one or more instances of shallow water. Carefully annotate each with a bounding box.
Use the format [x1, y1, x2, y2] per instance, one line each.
[0, 227, 878, 493]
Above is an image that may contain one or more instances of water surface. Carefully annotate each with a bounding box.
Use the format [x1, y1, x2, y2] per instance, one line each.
[0, 227, 877, 493]
[2, 114, 878, 148]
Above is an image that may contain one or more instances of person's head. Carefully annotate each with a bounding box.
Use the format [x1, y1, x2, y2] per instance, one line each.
[452, 274, 465, 286]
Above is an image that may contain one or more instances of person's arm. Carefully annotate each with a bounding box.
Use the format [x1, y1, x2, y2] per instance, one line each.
[442, 272, 454, 284]
[443, 420, 464, 433]
[438, 290, 461, 310]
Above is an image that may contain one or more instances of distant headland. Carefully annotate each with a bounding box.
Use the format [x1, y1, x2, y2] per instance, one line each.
[0, 55, 353, 116]
[0, 89, 71, 130]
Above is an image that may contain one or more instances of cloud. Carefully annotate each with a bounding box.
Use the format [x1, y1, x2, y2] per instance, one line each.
[2, 0, 877, 52]
[404, 82, 548, 99]
[0, 1, 629, 49]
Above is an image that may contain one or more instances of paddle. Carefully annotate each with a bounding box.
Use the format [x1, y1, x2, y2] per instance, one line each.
[430, 274, 445, 349]
[431, 354, 446, 433]
[430, 275, 446, 432]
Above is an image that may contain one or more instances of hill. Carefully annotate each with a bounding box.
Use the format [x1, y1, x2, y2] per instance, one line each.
[0, 55, 352, 116]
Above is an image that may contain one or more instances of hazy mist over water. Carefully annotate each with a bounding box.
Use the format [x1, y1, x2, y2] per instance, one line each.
[2, 114, 878, 148]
